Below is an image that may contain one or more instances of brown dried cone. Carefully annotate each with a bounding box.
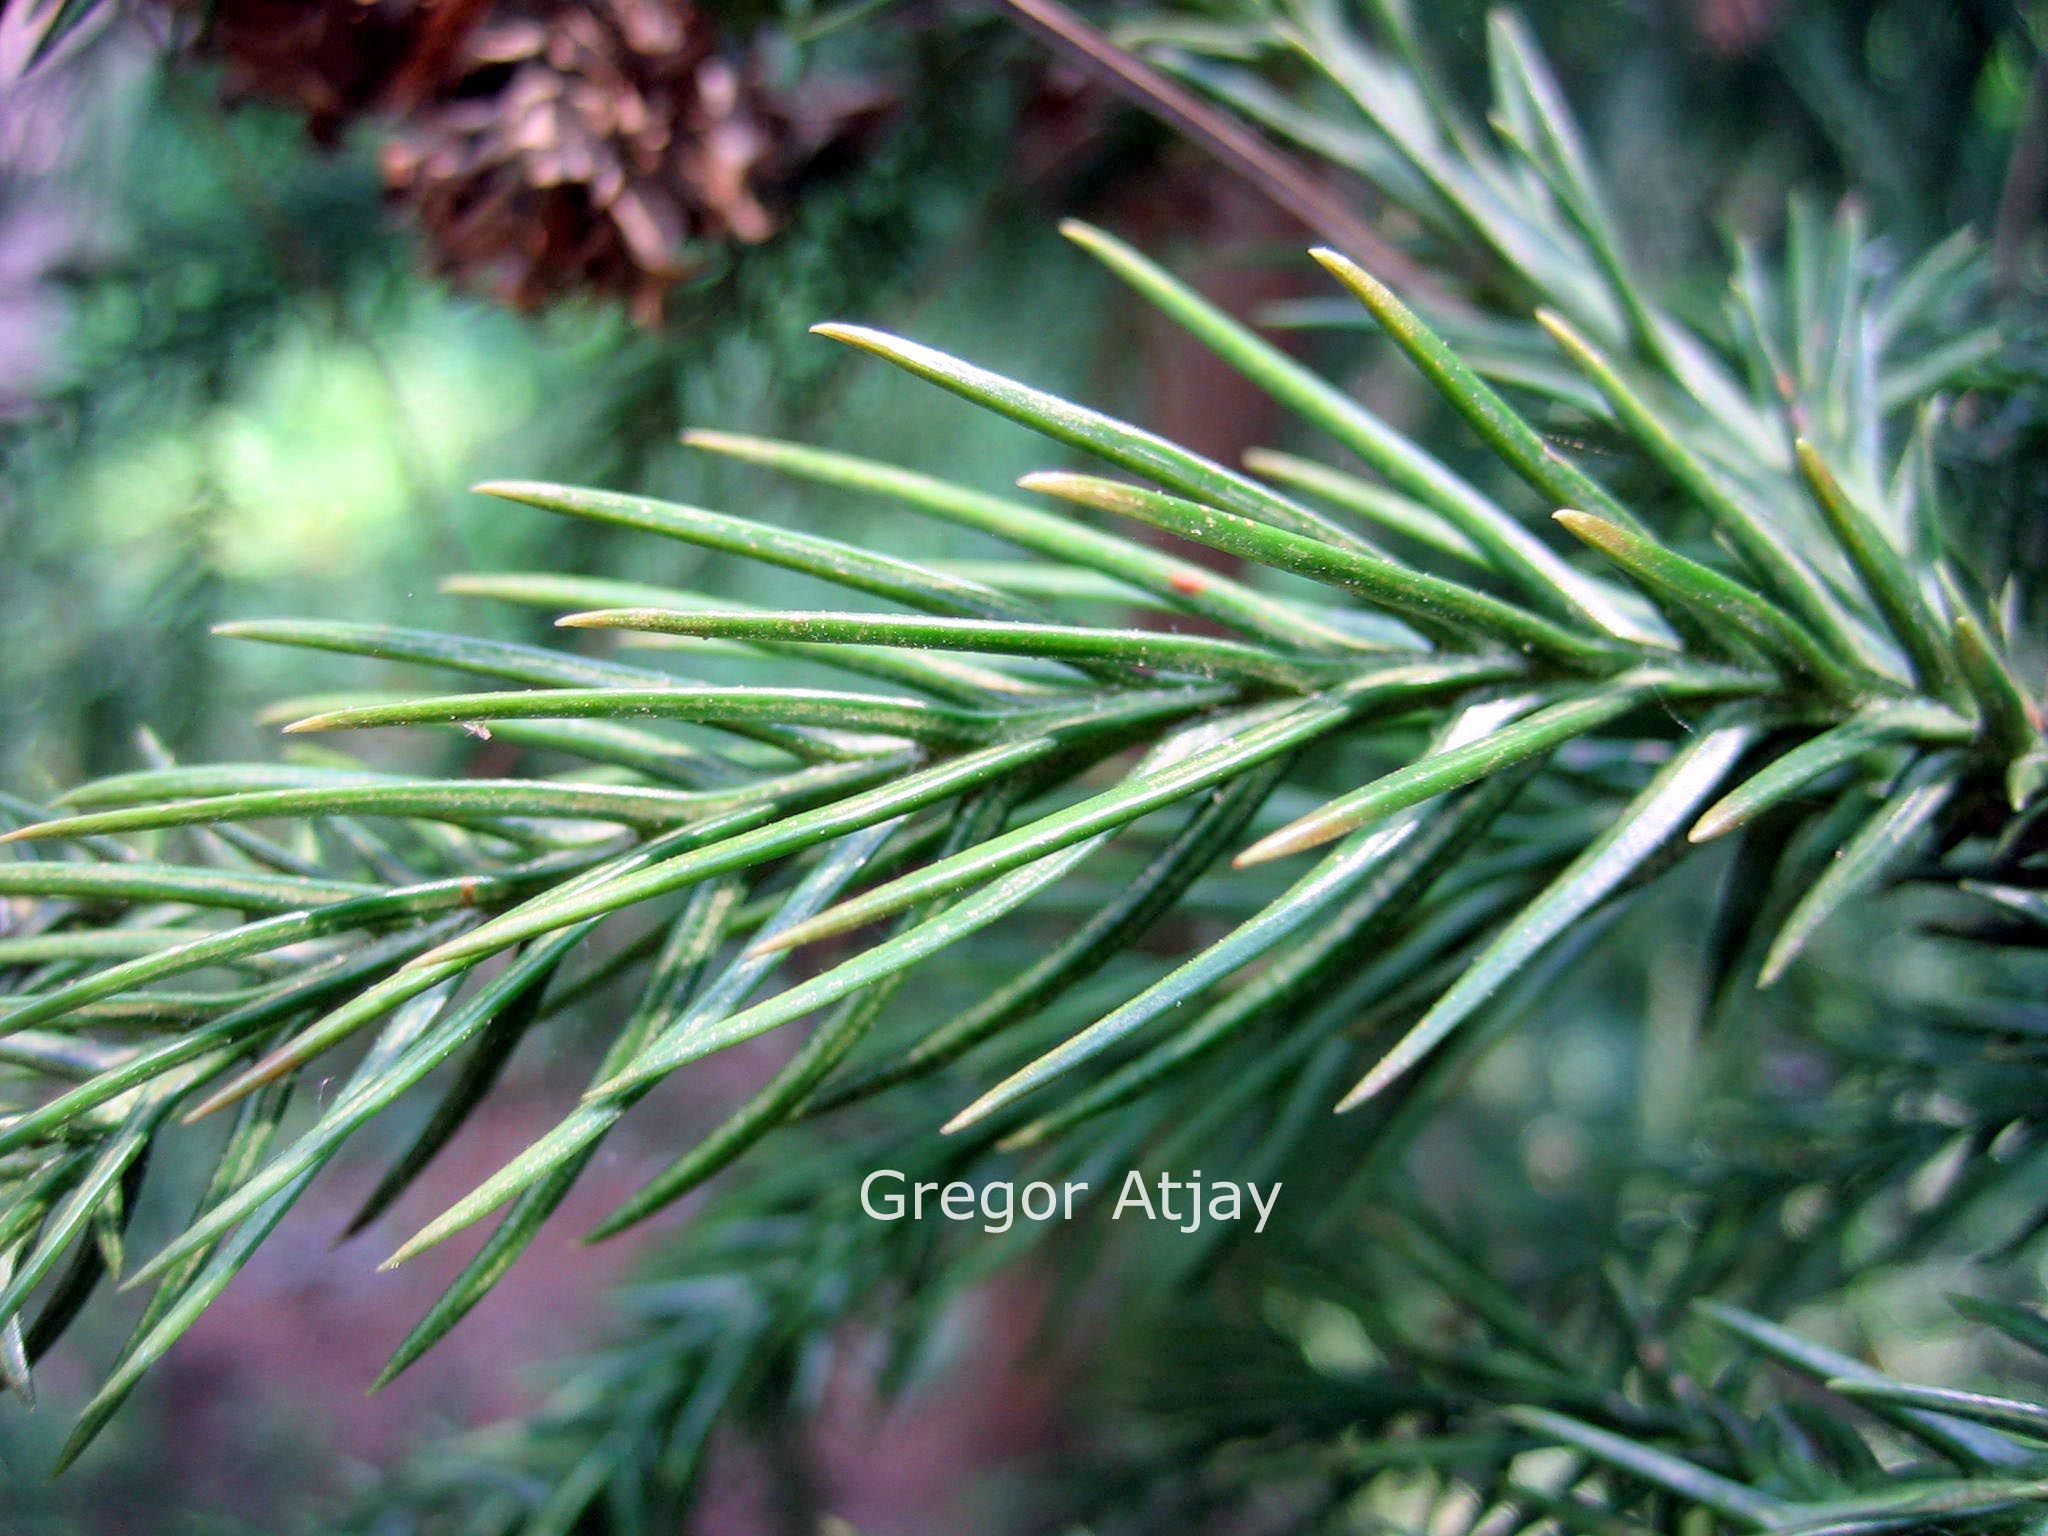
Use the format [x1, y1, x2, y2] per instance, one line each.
[160, 0, 890, 323]
[379, 0, 891, 324]
[162, 0, 431, 143]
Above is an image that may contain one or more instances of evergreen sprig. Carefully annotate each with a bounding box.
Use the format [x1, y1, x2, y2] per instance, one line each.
[2, 5, 2043, 1522]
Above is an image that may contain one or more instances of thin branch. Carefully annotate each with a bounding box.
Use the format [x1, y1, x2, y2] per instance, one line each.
[986, 0, 1445, 301]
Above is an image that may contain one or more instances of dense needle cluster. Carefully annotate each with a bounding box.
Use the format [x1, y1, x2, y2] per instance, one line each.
[2, 5, 2046, 1529]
